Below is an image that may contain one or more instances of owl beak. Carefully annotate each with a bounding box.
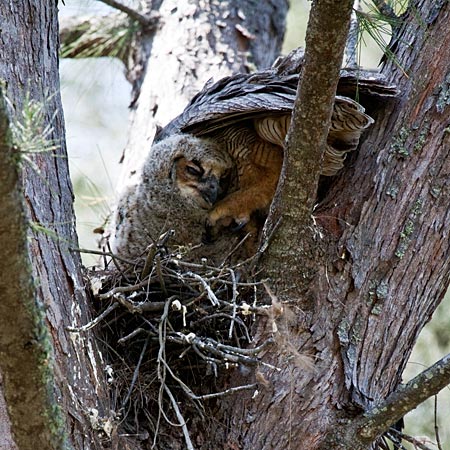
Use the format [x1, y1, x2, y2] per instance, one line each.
[199, 175, 219, 207]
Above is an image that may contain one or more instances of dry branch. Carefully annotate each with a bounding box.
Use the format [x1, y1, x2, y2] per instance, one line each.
[97, 0, 159, 28]
[358, 353, 450, 442]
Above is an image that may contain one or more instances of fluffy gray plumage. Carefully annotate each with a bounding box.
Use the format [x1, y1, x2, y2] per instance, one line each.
[109, 134, 238, 266]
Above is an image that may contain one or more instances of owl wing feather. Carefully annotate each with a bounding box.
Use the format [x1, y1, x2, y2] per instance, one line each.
[155, 48, 398, 144]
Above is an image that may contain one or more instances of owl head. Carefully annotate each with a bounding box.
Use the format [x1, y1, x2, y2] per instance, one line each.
[149, 134, 234, 210]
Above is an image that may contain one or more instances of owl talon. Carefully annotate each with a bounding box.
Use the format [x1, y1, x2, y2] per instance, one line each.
[231, 218, 248, 231]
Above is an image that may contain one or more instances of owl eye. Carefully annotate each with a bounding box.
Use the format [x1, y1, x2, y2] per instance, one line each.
[185, 162, 203, 177]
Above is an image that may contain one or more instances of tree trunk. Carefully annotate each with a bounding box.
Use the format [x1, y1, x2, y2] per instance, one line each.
[207, 1, 450, 449]
[0, 2, 108, 449]
[5, 0, 449, 449]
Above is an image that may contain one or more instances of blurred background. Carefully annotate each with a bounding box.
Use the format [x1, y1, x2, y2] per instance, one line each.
[59, 1, 450, 447]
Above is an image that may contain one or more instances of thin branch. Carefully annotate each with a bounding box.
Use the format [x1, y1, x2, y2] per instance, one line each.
[186, 272, 220, 305]
[288, 0, 355, 213]
[114, 293, 167, 313]
[357, 353, 450, 442]
[263, 0, 356, 292]
[66, 302, 119, 332]
[191, 383, 258, 400]
[70, 246, 134, 265]
[434, 395, 443, 450]
[97, 280, 153, 300]
[228, 268, 238, 339]
[322, 353, 450, 449]
[388, 430, 434, 450]
[121, 336, 149, 408]
[97, 0, 159, 28]
[164, 385, 195, 450]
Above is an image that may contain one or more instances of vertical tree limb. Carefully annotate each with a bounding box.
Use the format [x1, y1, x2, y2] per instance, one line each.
[1, 2, 110, 448]
[264, 0, 355, 296]
[0, 89, 66, 449]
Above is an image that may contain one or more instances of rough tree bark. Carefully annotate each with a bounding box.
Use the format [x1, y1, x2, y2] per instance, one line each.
[217, 1, 450, 449]
[4, 0, 449, 449]
[0, 2, 109, 449]
[1, 1, 287, 449]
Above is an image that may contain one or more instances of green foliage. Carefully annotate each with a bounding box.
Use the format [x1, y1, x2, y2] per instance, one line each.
[7, 93, 69, 200]
[356, 1, 407, 71]
[8, 93, 60, 176]
[60, 16, 138, 60]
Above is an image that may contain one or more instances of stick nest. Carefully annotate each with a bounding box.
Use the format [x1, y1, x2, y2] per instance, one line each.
[76, 242, 274, 449]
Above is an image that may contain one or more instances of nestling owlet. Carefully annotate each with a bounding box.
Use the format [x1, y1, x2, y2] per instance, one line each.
[109, 134, 241, 266]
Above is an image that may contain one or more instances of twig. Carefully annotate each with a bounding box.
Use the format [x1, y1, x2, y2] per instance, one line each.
[114, 293, 168, 314]
[316, 353, 450, 450]
[384, 431, 407, 450]
[220, 232, 251, 266]
[191, 312, 245, 327]
[106, 241, 127, 274]
[186, 272, 219, 305]
[66, 302, 119, 332]
[434, 395, 443, 450]
[192, 344, 223, 369]
[70, 246, 134, 265]
[356, 353, 450, 442]
[121, 336, 149, 408]
[155, 255, 168, 296]
[218, 298, 271, 316]
[228, 268, 238, 339]
[117, 327, 150, 344]
[153, 299, 173, 447]
[211, 337, 274, 356]
[211, 277, 266, 287]
[97, 0, 159, 28]
[158, 333, 273, 368]
[190, 383, 258, 400]
[160, 357, 199, 400]
[164, 385, 195, 450]
[98, 278, 154, 300]
[171, 259, 221, 272]
[388, 429, 435, 450]
[140, 243, 156, 279]
[168, 332, 273, 358]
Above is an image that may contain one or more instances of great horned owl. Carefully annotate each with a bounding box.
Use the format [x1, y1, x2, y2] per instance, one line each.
[109, 134, 239, 266]
[154, 49, 397, 244]
[110, 49, 397, 266]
